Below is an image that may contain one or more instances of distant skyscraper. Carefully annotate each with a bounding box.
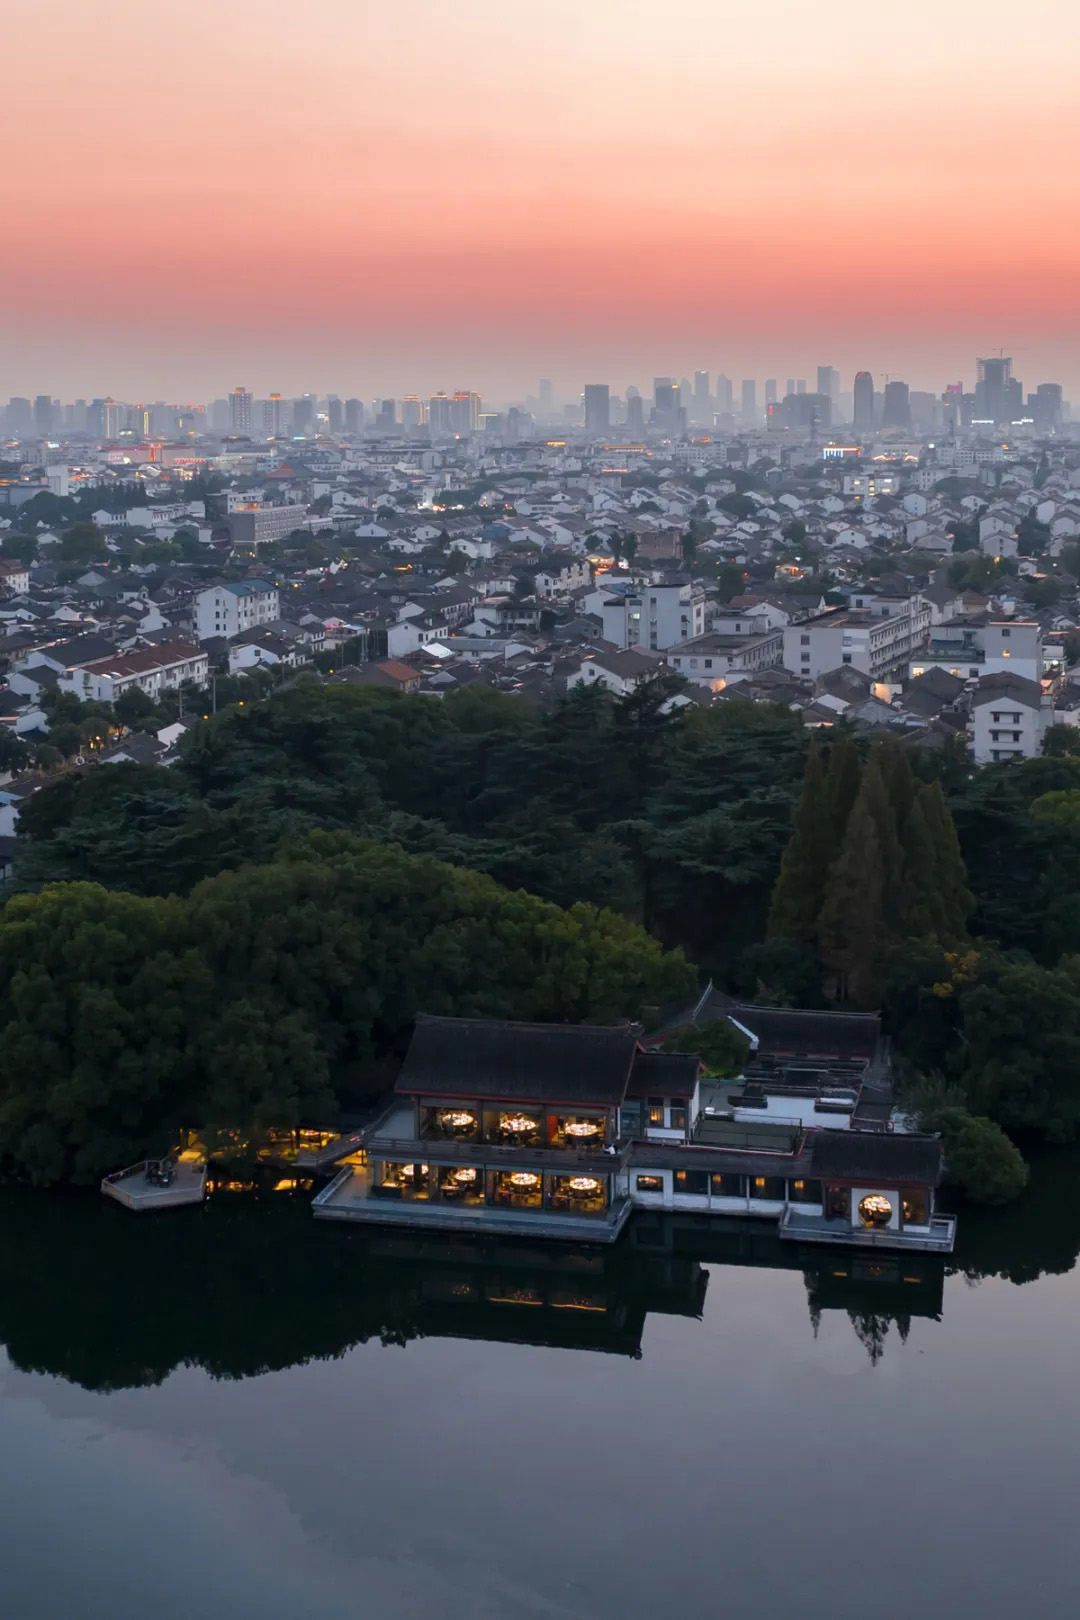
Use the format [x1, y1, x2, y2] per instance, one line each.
[345, 398, 363, 433]
[817, 366, 840, 404]
[693, 371, 711, 421]
[882, 380, 911, 429]
[291, 397, 314, 436]
[229, 386, 252, 434]
[795, 379, 806, 395]
[101, 398, 122, 438]
[377, 399, 397, 431]
[327, 396, 343, 433]
[765, 380, 777, 405]
[428, 393, 452, 435]
[261, 393, 282, 436]
[583, 384, 610, 435]
[785, 379, 795, 398]
[538, 379, 554, 414]
[7, 397, 32, 435]
[975, 357, 1013, 424]
[401, 396, 423, 430]
[33, 394, 53, 437]
[853, 371, 874, 432]
[626, 394, 645, 433]
[715, 375, 733, 413]
[741, 380, 757, 418]
[449, 391, 481, 433]
[652, 377, 678, 432]
[1031, 382, 1063, 431]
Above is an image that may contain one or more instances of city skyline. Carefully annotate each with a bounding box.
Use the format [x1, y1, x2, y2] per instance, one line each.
[4, 0, 1080, 399]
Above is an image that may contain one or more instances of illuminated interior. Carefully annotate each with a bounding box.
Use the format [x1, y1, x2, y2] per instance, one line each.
[436, 1165, 484, 1205]
[492, 1168, 543, 1208]
[549, 1173, 608, 1215]
[420, 1103, 480, 1141]
[549, 1113, 605, 1149]
[377, 1161, 430, 1200]
[484, 1107, 543, 1147]
[858, 1193, 893, 1229]
[902, 1191, 928, 1225]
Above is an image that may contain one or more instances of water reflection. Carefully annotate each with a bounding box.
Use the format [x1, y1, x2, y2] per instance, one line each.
[0, 1148, 1075, 1389]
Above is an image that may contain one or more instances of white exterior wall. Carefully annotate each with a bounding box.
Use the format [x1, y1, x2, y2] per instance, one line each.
[732, 1095, 853, 1130]
[195, 585, 279, 640]
[602, 584, 704, 652]
[971, 697, 1049, 764]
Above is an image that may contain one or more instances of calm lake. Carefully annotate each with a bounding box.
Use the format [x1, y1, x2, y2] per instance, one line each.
[3, 1152, 1080, 1620]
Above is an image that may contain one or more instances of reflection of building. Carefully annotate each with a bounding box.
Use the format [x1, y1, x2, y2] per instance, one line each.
[314, 1012, 953, 1252]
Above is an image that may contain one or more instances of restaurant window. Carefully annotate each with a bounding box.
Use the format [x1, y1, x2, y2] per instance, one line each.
[550, 1173, 608, 1214]
[674, 1169, 709, 1196]
[420, 1102, 480, 1142]
[788, 1178, 822, 1204]
[647, 1098, 665, 1126]
[551, 1113, 605, 1149]
[636, 1174, 664, 1193]
[491, 1168, 543, 1209]
[435, 1165, 484, 1205]
[483, 1105, 542, 1147]
[711, 1172, 745, 1197]
[902, 1190, 928, 1226]
[376, 1161, 430, 1200]
[668, 1103, 688, 1131]
[750, 1175, 786, 1200]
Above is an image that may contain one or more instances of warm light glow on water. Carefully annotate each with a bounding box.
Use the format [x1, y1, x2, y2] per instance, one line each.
[1, 1160, 1079, 1618]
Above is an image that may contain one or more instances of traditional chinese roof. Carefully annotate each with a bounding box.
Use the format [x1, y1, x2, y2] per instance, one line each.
[809, 1131, 943, 1187]
[626, 1051, 701, 1099]
[395, 1015, 640, 1106]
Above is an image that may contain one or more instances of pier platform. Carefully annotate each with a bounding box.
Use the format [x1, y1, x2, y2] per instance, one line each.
[101, 1150, 207, 1212]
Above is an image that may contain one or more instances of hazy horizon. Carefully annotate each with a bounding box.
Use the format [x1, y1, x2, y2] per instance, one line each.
[5, 0, 1079, 403]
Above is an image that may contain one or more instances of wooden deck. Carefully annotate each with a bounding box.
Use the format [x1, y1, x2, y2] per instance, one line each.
[101, 1151, 207, 1212]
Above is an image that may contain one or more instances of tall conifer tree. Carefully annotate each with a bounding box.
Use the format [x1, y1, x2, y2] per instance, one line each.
[919, 779, 974, 942]
[768, 747, 831, 943]
[819, 791, 886, 1006]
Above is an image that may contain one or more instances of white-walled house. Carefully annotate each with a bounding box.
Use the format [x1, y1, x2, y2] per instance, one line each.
[970, 672, 1052, 763]
[59, 642, 208, 704]
[194, 580, 279, 641]
[568, 648, 665, 696]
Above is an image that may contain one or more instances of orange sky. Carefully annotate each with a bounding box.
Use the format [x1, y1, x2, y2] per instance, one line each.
[4, 0, 1079, 401]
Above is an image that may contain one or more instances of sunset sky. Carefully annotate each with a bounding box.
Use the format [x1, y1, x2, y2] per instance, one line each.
[4, 0, 1079, 402]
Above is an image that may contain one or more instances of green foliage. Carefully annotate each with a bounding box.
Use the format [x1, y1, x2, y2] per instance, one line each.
[0, 839, 694, 1184]
[0, 730, 30, 772]
[1040, 726, 1080, 758]
[662, 1019, 749, 1078]
[768, 747, 831, 943]
[59, 521, 107, 564]
[933, 1107, 1030, 1205]
[1, 532, 38, 565]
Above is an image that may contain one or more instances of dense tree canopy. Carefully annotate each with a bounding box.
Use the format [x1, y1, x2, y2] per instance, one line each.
[0, 837, 693, 1184]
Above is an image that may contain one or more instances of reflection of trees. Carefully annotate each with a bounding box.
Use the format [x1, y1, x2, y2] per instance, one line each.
[0, 1191, 691, 1390]
[950, 1146, 1080, 1286]
[849, 1312, 911, 1367]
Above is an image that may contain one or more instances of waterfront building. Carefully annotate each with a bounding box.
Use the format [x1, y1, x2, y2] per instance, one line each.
[314, 1012, 953, 1252]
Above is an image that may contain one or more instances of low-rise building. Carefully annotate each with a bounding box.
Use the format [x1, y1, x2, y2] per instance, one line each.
[194, 581, 279, 641]
[783, 597, 930, 681]
[668, 630, 782, 686]
[570, 647, 666, 696]
[59, 641, 208, 704]
[970, 672, 1052, 763]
